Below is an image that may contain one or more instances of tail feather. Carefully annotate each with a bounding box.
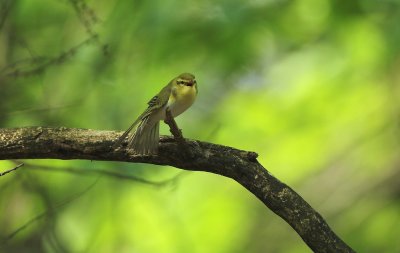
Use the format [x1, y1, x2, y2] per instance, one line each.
[128, 118, 160, 155]
[113, 116, 142, 149]
[148, 122, 159, 153]
[150, 121, 160, 154]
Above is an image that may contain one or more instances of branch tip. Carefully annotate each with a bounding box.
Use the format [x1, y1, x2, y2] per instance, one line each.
[0, 163, 24, 177]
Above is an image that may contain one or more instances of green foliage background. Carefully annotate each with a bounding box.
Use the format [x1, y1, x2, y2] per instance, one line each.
[1, 0, 400, 252]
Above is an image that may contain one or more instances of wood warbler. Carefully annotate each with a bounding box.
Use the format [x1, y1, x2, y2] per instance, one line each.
[115, 73, 198, 154]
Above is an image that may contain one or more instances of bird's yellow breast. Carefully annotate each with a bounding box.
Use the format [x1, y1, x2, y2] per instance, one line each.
[168, 85, 197, 117]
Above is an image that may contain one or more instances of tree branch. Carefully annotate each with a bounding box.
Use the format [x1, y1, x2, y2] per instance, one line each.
[0, 127, 355, 253]
[0, 163, 23, 176]
[11, 160, 184, 188]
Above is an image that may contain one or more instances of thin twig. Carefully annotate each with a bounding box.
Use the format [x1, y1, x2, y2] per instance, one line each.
[69, 0, 98, 36]
[0, 0, 13, 32]
[12, 160, 184, 188]
[0, 178, 99, 245]
[0, 163, 23, 177]
[2, 35, 98, 78]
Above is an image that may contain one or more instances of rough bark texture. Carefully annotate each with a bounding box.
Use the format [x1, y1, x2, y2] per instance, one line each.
[0, 127, 355, 253]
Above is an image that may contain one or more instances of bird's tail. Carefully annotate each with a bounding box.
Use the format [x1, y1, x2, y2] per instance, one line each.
[113, 116, 142, 149]
[129, 118, 160, 154]
[114, 113, 160, 155]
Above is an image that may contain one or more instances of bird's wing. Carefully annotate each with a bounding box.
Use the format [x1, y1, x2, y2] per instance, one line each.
[113, 84, 171, 148]
[146, 84, 171, 111]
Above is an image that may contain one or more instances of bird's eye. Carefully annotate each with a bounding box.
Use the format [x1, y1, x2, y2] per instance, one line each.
[177, 80, 183, 85]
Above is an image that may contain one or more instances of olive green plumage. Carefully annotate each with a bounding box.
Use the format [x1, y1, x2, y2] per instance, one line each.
[115, 73, 198, 154]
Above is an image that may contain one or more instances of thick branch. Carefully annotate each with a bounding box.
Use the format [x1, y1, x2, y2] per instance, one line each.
[0, 127, 355, 253]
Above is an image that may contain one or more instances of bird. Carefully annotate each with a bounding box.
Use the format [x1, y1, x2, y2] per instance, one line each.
[114, 73, 198, 155]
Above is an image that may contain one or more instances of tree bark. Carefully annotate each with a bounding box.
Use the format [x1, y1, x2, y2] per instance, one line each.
[0, 127, 355, 253]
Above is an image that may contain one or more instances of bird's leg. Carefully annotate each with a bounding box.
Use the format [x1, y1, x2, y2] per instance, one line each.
[163, 108, 198, 159]
[164, 108, 185, 145]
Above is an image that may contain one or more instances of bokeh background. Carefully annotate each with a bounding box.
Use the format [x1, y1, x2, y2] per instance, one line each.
[1, 0, 400, 252]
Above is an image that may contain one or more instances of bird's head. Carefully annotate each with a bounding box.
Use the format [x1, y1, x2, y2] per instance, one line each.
[174, 73, 197, 88]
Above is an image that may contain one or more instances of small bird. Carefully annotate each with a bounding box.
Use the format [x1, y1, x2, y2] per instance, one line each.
[115, 73, 198, 154]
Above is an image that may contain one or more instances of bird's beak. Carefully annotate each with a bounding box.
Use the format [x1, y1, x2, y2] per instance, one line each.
[187, 80, 196, 87]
